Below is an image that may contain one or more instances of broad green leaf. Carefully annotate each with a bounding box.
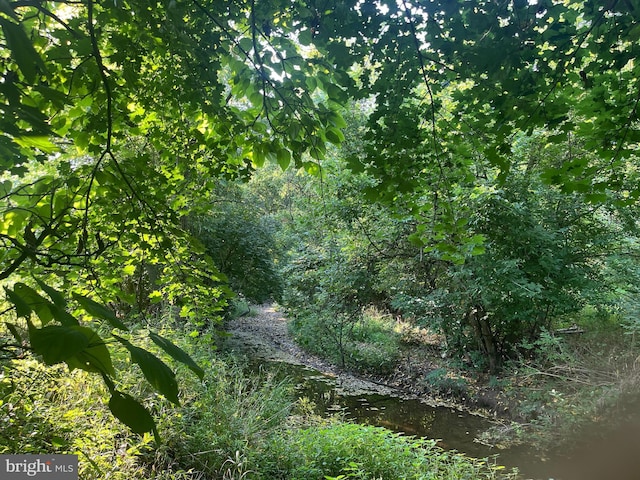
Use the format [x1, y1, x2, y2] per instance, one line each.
[73, 293, 128, 331]
[0, 18, 47, 83]
[114, 335, 180, 405]
[50, 304, 80, 326]
[298, 28, 312, 46]
[108, 391, 156, 435]
[0, 180, 12, 196]
[584, 192, 608, 204]
[14, 283, 54, 325]
[325, 128, 345, 145]
[34, 278, 67, 308]
[249, 91, 263, 108]
[277, 148, 291, 170]
[149, 331, 204, 380]
[238, 37, 253, 53]
[14, 136, 58, 153]
[328, 112, 347, 128]
[4, 286, 32, 318]
[65, 326, 115, 377]
[325, 83, 347, 105]
[5, 322, 22, 344]
[0, 0, 19, 20]
[122, 264, 136, 275]
[28, 324, 90, 365]
[252, 146, 266, 167]
[407, 233, 425, 248]
[1, 209, 29, 237]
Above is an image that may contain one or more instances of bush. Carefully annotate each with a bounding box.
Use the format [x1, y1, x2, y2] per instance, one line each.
[0, 325, 515, 480]
[191, 208, 283, 304]
[0, 359, 155, 479]
[423, 368, 469, 398]
[253, 421, 516, 479]
[288, 307, 401, 375]
[343, 312, 401, 374]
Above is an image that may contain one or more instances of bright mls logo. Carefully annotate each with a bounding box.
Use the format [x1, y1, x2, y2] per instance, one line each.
[0, 455, 78, 479]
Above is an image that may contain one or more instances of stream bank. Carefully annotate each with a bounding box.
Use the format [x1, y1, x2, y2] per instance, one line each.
[221, 304, 548, 477]
[222, 304, 640, 479]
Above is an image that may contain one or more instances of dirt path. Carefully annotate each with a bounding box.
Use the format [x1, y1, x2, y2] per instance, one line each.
[223, 303, 402, 397]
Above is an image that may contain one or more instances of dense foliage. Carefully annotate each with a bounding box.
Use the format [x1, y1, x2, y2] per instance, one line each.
[189, 181, 284, 303]
[2, 0, 640, 456]
[278, 131, 640, 372]
[1, 325, 518, 479]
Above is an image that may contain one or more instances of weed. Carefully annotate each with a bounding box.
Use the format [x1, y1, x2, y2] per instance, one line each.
[254, 420, 517, 479]
[423, 368, 469, 398]
[288, 307, 401, 375]
[221, 451, 254, 480]
[1, 324, 519, 480]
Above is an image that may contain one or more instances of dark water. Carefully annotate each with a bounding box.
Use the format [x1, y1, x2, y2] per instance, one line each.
[255, 360, 552, 479]
[225, 331, 640, 479]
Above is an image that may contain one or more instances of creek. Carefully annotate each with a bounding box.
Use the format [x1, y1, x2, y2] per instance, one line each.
[253, 359, 549, 479]
[222, 328, 552, 479]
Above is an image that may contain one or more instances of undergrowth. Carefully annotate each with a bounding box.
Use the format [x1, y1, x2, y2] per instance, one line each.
[0, 319, 518, 480]
[478, 313, 640, 452]
[288, 307, 402, 374]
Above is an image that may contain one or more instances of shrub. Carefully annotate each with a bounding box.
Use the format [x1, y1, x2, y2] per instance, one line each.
[0, 359, 155, 479]
[288, 308, 401, 375]
[253, 421, 516, 479]
[191, 208, 283, 304]
[423, 368, 469, 398]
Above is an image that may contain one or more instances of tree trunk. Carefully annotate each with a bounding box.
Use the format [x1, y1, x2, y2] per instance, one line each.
[468, 305, 499, 373]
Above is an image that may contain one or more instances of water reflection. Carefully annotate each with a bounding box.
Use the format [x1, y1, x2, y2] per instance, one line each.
[238, 352, 553, 478]
[282, 362, 504, 460]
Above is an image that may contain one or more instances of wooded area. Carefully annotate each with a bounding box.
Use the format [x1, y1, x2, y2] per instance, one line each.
[2, 1, 640, 478]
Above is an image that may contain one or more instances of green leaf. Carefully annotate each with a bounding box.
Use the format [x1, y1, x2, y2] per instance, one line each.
[73, 293, 128, 331]
[0, 0, 19, 20]
[0, 18, 47, 83]
[65, 326, 115, 377]
[108, 391, 156, 435]
[584, 192, 608, 204]
[276, 148, 291, 170]
[34, 278, 67, 308]
[149, 331, 204, 380]
[328, 112, 347, 128]
[407, 233, 425, 248]
[5, 322, 22, 344]
[4, 286, 32, 318]
[238, 37, 254, 53]
[114, 335, 180, 405]
[28, 324, 90, 365]
[325, 83, 347, 105]
[325, 128, 345, 145]
[50, 304, 80, 326]
[298, 28, 312, 46]
[14, 283, 54, 325]
[249, 91, 263, 108]
[14, 136, 58, 153]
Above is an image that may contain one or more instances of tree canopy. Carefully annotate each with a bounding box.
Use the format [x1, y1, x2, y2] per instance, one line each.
[2, 0, 640, 435]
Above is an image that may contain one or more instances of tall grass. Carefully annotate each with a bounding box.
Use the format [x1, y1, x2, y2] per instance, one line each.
[253, 420, 517, 480]
[289, 307, 402, 375]
[161, 358, 293, 477]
